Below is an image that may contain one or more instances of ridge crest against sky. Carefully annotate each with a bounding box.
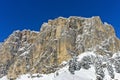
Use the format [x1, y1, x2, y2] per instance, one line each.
[0, 0, 120, 42]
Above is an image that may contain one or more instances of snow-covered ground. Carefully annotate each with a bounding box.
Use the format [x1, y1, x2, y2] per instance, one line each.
[0, 66, 96, 80]
[1, 52, 120, 80]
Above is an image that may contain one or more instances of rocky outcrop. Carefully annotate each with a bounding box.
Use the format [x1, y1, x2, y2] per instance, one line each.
[0, 16, 120, 79]
[0, 30, 39, 79]
[0, 43, 2, 48]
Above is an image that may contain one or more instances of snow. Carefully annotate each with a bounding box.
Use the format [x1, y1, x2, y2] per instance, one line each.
[115, 73, 120, 79]
[104, 22, 112, 26]
[112, 52, 120, 58]
[0, 76, 8, 80]
[54, 66, 96, 80]
[12, 65, 95, 80]
[31, 31, 39, 34]
[20, 50, 30, 56]
[18, 47, 25, 51]
[60, 61, 67, 65]
[77, 51, 96, 61]
[1, 67, 120, 80]
[1, 52, 120, 80]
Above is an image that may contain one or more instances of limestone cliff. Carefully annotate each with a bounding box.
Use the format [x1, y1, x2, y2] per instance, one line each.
[0, 16, 120, 79]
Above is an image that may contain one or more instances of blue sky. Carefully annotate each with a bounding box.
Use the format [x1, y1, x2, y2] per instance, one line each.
[0, 0, 120, 42]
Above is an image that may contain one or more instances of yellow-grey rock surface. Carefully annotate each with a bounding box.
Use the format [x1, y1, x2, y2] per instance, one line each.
[0, 16, 120, 79]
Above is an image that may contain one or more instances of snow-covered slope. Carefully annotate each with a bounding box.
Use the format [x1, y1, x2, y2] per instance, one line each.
[1, 52, 120, 80]
[0, 66, 96, 80]
[1, 67, 120, 80]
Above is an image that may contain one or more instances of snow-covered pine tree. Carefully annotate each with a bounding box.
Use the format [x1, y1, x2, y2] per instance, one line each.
[81, 55, 92, 69]
[106, 63, 114, 79]
[68, 58, 76, 74]
[113, 56, 120, 73]
[94, 56, 105, 80]
[68, 56, 81, 74]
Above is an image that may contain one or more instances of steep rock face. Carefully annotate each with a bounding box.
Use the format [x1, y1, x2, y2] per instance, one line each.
[0, 16, 120, 79]
[0, 30, 39, 79]
[0, 43, 2, 49]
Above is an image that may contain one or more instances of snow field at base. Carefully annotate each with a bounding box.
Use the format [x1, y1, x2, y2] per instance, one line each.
[1, 66, 96, 80]
[1, 52, 120, 80]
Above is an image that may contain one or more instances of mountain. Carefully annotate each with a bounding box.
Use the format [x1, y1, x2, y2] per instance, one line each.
[0, 16, 120, 80]
[1, 52, 120, 80]
[0, 43, 2, 49]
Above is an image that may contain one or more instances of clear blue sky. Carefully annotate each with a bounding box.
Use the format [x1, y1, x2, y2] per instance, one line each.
[0, 0, 120, 42]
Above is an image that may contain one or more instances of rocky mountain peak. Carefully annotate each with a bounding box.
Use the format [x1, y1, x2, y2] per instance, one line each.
[40, 16, 119, 54]
[0, 16, 120, 79]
